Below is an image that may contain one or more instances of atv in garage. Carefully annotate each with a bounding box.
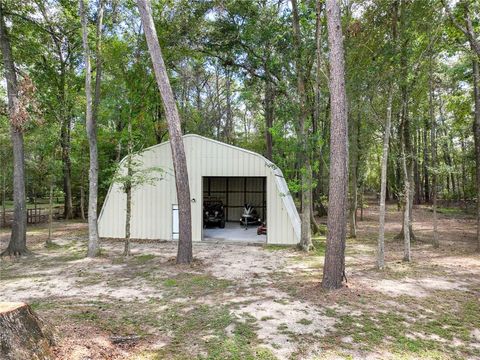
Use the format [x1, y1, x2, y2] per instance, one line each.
[203, 199, 226, 228]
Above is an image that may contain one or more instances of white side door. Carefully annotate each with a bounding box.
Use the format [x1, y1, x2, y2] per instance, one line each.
[172, 204, 179, 240]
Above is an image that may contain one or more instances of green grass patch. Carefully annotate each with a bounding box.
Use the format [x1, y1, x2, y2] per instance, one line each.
[312, 237, 326, 256]
[44, 241, 64, 250]
[71, 310, 99, 321]
[324, 292, 480, 358]
[435, 207, 465, 216]
[296, 318, 313, 326]
[133, 254, 156, 264]
[153, 303, 277, 359]
[260, 316, 275, 321]
[30, 301, 57, 312]
[161, 273, 232, 299]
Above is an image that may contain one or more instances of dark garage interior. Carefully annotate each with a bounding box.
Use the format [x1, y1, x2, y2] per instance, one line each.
[202, 176, 267, 241]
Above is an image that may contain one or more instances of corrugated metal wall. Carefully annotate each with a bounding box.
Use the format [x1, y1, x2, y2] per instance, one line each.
[98, 135, 300, 245]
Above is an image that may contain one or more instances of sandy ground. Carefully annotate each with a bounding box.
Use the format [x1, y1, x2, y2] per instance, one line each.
[0, 203, 479, 360]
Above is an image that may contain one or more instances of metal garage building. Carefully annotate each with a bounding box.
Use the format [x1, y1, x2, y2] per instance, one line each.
[98, 134, 300, 245]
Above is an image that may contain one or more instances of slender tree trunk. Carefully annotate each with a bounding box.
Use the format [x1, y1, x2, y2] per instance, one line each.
[0, 3, 28, 256]
[80, 185, 86, 221]
[124, 120, 133, 257]
[80, 0, 100, 257]
[423, 123, 430, 203]
[310, 194, 321, 234]
[79, 141, 86, 221]
[93, 0, 104, 128]
[430, 61, 439, 249]
[414, 130, 421, 204]
[313, 1, 326, 217]
[225, 67, 233, 143]
[291, 0, 312, 251]
[2, 164, 6, 227]
[61, 117, 73, 219]
[396, 0, 415, 242]
[47, 183, 53, 245]
[359, 184, 364, 221]
[59, 62, 73, 220]
[349, 113, 360, 238]
[401, 139, 411, 261]
[314, 0, 323, 133]
[264, 77, 274, 161]
[473, 54, 480, 251]
[124, 180, 132, 256]
[377, 88, 394, 269]
[36, 1, 74, 221]
[137, 0, 192, 264]
[322, 0, 349, 290]
[461, 136, 466, 202]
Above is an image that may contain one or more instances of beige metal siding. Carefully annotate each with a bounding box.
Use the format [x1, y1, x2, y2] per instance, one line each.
[98, 134, 300, 244]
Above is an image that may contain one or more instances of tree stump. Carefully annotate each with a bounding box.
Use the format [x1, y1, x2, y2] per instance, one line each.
[0, 302, 54, 360]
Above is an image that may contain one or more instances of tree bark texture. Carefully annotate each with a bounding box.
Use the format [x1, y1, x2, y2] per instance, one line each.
[291, 0, 313, 251]
[47, 183, 53, 245]
[137, 0, 193, 264]
[429, 57, 439, 249]
[423, 122, 430, 203]
[349, 113, 360, 238]
[264, 77, 274, 161]
[377, 88, 393, 269]
[401, 124, 411, 262]
[473, 55, 480, 251]
[0, 302, 54, 360]
[225, 67, 233, 143]
[0, 3, 28, 256]
[2, 167, 6, 227]
[124, 120, 133, 257]
[322, 0, 349, 290]
[60, 117, 73, 220]
[80, 0, 100, 257]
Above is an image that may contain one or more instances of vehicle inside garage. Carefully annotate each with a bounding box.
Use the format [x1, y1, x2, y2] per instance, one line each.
[202, 176, 267, 242]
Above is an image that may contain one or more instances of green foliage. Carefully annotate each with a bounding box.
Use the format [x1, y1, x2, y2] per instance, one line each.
[0, 0, 477, 221]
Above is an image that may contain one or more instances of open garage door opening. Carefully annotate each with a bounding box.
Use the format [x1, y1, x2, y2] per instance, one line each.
[202, 177, 267, 243]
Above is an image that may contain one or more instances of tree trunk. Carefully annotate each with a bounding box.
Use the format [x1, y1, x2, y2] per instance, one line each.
[473, 54, 480, 251]
[0, 3, 28, 256]
[264, 77, 274, 161]
[377, 88, 393, 269]
[60, 117, 73, 220]
[47, 183, 53, 246]
[80, 184, 85, 221]
[93, 0, 104, 131]
[36, 1, 73, 221]
[461, 136, 466, 202]
[291, 0, 313, 251]
[349, 113, 360, 238]
[124, 119, 133, 257]
[2, 164, 6, 227]
[359, 184, 364, 220]
[401, 121, 411, 262]
[423, 123, 430, 203]
[225, 67, 233, 143]
[322, 0, 349, 290]
[80, 0, 100, 257]
[137, 0, 192, 264]
[0, 302, 54, 360]
[430, 61, 439, 249]
[124, 181, 132, 256]
[413, 130, 421, 205]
